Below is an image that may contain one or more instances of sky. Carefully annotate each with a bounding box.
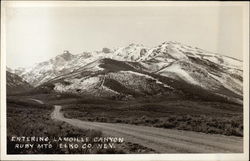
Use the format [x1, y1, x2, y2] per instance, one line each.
[5, 2, 246, 69]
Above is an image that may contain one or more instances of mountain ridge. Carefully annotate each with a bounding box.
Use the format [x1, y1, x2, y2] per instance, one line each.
[11, 41, 242, 86]
[7, 41, 243, 104]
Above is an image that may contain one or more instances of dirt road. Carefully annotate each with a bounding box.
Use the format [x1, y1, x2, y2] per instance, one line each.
[50, 105, 243, 153]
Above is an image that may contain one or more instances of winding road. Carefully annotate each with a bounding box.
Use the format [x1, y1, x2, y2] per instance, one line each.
[50, 105, 243, 153]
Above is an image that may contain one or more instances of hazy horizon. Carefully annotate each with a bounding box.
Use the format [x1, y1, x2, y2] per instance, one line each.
[5, 3, 245, 69]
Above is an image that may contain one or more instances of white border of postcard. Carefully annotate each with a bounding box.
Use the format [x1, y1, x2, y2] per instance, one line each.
[1, 1, 249, 161]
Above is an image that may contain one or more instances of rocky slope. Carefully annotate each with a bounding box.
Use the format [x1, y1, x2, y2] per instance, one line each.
[6, 71, 32, 94]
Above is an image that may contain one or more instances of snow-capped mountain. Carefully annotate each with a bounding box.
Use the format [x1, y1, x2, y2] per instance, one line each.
[10, 41, 243, 104]
[14, 45, 148, 86]
[38, 58, 176, 99]
[38, 57, 242, 104]
[111, 43, 148, 61]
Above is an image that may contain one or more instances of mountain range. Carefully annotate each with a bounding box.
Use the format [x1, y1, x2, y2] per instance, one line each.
[7, 41, 243, 104]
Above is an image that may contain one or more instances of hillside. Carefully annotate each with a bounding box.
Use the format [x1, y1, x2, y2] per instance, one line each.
[6, 71, 32, 94]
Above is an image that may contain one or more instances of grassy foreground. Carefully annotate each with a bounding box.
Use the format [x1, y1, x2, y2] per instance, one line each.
[7, 95, 156, 154]
[48, 94, 243, 137]
[6, 92, 243, 154]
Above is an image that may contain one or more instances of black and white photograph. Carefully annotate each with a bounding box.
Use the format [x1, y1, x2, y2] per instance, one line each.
[1, 1, 249, 160]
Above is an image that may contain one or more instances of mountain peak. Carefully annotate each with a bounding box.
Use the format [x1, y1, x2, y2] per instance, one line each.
[102, 47, 112, 53]
[63, 50, 71, 54]
[162, 41, 179, 44]
[56, 50, 74, 61]
[128, 43, 144, 47]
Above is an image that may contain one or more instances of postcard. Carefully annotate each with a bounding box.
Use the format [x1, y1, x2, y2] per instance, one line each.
[1, 1, 249, 161]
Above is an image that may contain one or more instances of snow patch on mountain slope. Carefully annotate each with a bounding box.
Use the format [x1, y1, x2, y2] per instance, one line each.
[207, 73, 242, 96]
[106, 71, 165, 94]
[201, 55, 242, 70]
[154, 41, 242, 70]
[226, 68, 243, 77]
[122, 71, 172, 89]
[111, 43, 147, 61]
[54, 77, 100, 92]
[140, 61, 173, 73]
[101, 85, 120, 95]
[138, 48, 155, 61]
[158, 64, 200, 86]
[53, 76, 119, 97]
[161, 42, 188, 60]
